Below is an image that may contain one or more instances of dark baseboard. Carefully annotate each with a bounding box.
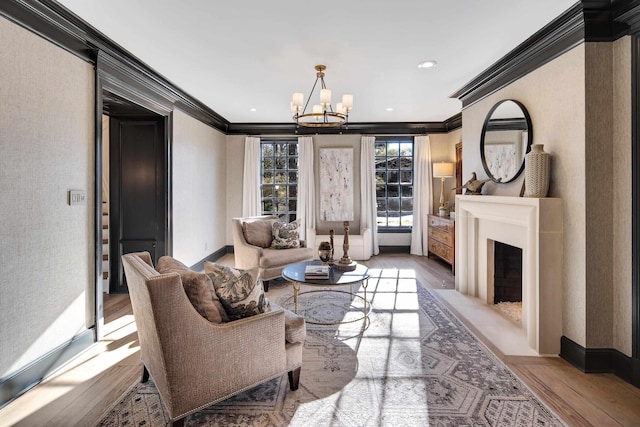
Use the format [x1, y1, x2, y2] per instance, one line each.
[0, 328, 95, 409]
[189, 246, 230, 271]
[560, 335, 639, 387]
[226, 245, 234, 254]
[378, 245, 410, 254]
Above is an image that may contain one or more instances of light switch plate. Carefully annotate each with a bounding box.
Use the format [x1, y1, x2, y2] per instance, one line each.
[69, 190, 86, 206]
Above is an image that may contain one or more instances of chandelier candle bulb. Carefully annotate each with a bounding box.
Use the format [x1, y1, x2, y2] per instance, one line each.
[292, 92, 304, 107]
[320, 89, 331, 105]
[342, 94, 353, 109]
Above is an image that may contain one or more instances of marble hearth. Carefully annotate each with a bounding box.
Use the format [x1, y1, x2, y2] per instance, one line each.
[455, 195, 563, 355]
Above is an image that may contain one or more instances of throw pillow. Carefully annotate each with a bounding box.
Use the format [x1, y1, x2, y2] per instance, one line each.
[157, 256, 229, 323]
[271, 219, 301, 249]
[204, 261, 271, 321]
[242, 219, 274, 248]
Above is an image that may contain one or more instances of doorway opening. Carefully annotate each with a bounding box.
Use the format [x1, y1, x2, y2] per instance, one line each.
[99, 90, 169, 331]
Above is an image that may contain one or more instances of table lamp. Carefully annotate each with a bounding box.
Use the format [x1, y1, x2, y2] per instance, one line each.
[433, 162, 454, 217]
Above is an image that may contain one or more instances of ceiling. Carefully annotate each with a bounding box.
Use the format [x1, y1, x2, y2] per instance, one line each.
[56, 0, 577, 124]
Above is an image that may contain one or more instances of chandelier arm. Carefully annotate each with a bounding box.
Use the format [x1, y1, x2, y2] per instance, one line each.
[301, 76, 320, 115]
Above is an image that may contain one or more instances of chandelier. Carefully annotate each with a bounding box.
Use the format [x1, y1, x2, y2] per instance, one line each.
[290, 65, 353, 128]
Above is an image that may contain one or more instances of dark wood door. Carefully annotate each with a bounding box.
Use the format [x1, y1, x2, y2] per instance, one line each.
[109, 116, 167, 293]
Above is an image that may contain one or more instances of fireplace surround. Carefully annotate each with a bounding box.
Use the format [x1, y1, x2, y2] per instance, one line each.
[455, 195, 563, 355]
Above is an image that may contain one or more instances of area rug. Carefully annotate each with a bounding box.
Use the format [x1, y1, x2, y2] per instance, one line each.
[96, 270, 565, 426]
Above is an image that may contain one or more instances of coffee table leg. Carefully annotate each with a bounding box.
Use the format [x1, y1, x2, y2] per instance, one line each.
[293, 281, 300, 314]
[363, 278, 368, 323]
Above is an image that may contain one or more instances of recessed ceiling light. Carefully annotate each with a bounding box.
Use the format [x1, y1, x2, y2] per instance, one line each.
[250, 108, 257, 112]
[418, 60, 437, 69]
[386, 107, 394, 111]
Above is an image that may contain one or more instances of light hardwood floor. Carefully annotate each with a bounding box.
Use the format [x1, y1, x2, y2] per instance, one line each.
[1, 253, 639, 426]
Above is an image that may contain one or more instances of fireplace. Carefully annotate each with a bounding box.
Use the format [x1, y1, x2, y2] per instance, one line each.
[492, 241, 522, 304]
[455, 195, 562, 355]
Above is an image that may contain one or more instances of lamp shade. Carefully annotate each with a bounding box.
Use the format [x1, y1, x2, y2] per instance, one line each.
[433, 162, 454, 178]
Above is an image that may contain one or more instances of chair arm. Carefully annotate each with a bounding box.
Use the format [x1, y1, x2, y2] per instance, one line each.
[233, 241, 263, 270]
[232, 218, 264, 270]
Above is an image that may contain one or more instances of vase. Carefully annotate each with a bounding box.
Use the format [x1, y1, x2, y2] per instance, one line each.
[524, 144, 550, 197]
[318, 241, 332, 266]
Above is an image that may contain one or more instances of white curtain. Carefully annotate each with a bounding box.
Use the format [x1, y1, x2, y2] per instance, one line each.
[242, 136, 261, 217]
[410, 135, 433, 255]
[297, 136, 316, 245]
[360, 136, 380, 256]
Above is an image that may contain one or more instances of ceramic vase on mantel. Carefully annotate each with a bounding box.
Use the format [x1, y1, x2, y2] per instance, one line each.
[524, 144, 550, 197]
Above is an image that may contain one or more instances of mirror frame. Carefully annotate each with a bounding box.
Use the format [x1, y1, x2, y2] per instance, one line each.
[480, 99, 533, 183]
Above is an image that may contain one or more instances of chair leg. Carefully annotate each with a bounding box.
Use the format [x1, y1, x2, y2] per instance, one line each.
[263, 280, 269, 292]
[288, 367, 301, 390]
[171, 418, 185, 427]
[141, 365, 150, 383]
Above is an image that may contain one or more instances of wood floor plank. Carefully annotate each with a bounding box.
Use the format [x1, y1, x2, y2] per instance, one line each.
[1, 253, 639, 427]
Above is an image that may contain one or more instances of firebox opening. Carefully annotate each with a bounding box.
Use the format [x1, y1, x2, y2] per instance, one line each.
[493, 241, 523, 326]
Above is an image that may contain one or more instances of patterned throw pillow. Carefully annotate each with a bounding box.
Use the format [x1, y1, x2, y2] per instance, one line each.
[271, 219, 301, 249]
[204, 262, 271, 321]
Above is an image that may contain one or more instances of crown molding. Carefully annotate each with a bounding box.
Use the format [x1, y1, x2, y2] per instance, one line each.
[0, 0, 230, 132]
[0, 0, 465, 136]
[451, 1, 640, 109]
[451, 3, 586, 108]
[227, 120, 459, 136]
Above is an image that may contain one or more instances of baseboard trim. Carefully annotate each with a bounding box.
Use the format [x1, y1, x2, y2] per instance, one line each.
[378, 245, 411, 254]
[559, 335, 637, 386]
[189, 246, 229, 271]
[0, 328, 95, 409]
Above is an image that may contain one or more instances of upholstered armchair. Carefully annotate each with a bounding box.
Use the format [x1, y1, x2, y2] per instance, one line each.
[232, 215, 314, 291]
[122, 252, 303, 427]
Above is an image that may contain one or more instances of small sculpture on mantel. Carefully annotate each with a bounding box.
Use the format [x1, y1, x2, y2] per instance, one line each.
[452, 172, 496, 195]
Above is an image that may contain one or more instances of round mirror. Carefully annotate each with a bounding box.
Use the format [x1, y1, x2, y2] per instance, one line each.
[480, 99, 532, 183]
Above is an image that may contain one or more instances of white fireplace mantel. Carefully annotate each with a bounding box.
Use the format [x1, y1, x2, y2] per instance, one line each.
[455, 195, 563, 355]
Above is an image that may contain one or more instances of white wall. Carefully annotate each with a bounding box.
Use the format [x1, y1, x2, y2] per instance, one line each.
[0, 17, 94, 376]
[172, 109, 227, 266]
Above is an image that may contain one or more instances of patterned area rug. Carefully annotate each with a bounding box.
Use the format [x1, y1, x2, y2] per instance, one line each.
[96, 269, 565, 426]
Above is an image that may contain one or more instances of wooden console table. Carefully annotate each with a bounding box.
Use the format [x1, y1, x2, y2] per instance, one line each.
[427, 214, 455, 273]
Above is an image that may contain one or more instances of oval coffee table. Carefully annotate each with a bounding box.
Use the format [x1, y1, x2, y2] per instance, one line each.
[282, 260, 371, 326]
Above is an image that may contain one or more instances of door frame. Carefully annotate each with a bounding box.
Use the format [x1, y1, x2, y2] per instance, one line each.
[632, 35, 640, 387]
[94, 51, 173, 340]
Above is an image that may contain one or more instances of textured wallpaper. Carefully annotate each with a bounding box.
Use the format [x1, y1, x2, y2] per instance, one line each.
[172, 109, 227, 266]
[0, 17, 94, 376]
[612, 36, 632, 355]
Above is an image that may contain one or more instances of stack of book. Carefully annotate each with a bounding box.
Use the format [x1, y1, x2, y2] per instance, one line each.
[304, 264, 329, 279]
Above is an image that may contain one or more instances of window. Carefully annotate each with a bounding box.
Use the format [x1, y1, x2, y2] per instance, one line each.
[375, 138, 414, 229]
[261, 140, 298, 222]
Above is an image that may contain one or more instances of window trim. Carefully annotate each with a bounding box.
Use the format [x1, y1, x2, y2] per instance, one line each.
[375, 136, 415, 231]
[260, 138, 298, 222]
